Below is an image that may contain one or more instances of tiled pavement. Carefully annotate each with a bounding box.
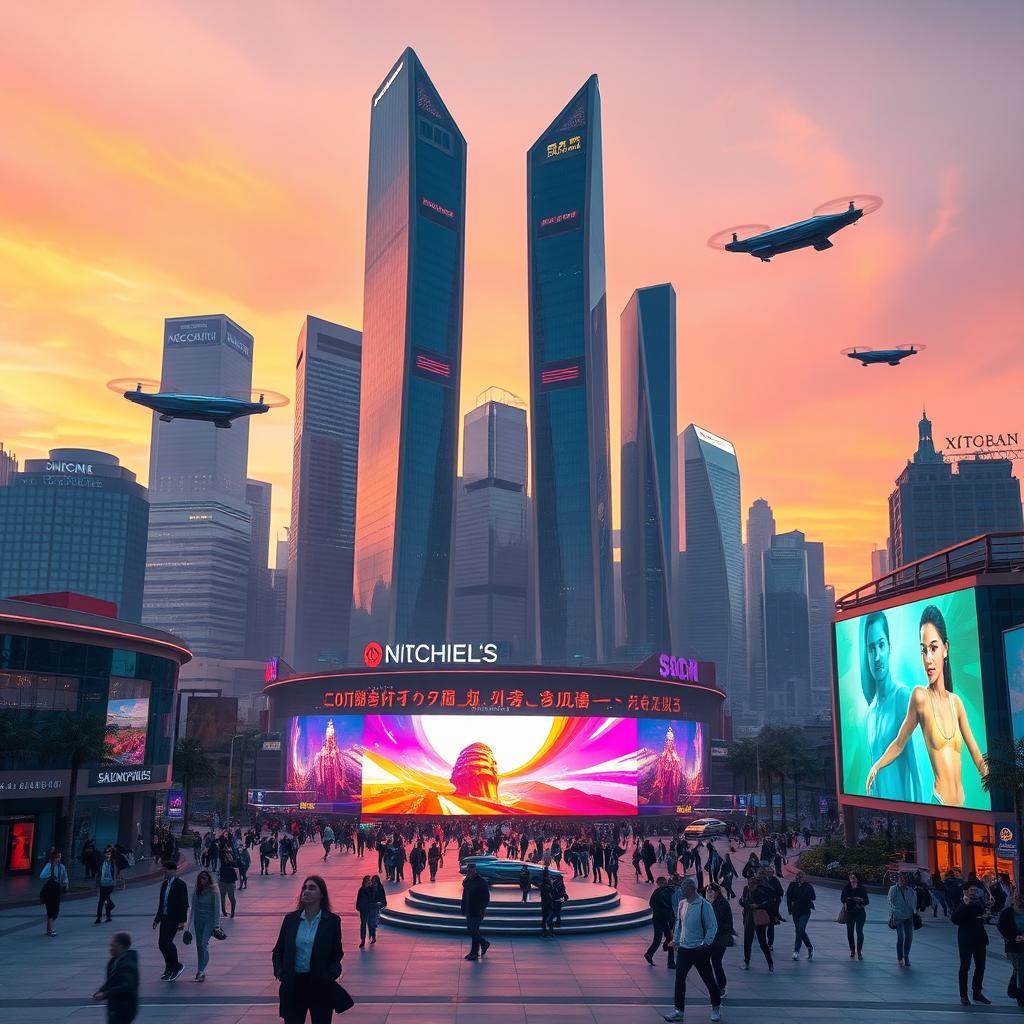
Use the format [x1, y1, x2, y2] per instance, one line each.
[1, 839, 1020, 1022]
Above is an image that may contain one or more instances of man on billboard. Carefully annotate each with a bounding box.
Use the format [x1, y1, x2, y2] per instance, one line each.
[866, 605, 988, 807]
[859, 612, 923, 802]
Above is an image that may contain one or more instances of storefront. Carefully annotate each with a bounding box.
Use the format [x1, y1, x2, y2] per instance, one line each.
[0, 596, 190, 878]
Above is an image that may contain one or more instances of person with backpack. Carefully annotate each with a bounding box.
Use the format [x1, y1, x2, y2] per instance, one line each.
[663, 878, 721, 1023]
[785, 870, 816, 961]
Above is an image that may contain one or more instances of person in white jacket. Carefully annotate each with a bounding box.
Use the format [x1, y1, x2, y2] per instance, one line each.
[888, 872, 918, 967]
[664, 878, 722, 1023]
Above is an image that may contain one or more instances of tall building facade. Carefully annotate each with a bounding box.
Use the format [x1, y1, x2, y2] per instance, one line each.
[143, 314, 253, 657]
[528, 75, 614, 664]
[889, 411, 1023, 566]
[744, 497, 775, 720]
[244, 479, 274, 660]
[271, 534, 289, 660]
[287, 317, 362, 670]
[350, 49, 466, 651]
[0, 443, 17, 486]
[681, 425, 746, 705]
[805, 540, 834, 718]
[763, 530, 812, 723]
[452, 395, 529, 659]
[870, 545, 891, 579]
[0, 449, 148, 619]
[620, 284, 677, 655]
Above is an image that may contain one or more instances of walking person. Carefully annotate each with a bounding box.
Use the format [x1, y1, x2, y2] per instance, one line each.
[720, 853, 737, 899]
[952, 884, 992, 1005]
[289, 835, 300, 875]
[663, 878, 722, 1023]
[997, 887, 1024, 1008]
[279, 835, 292, 876]
[260, 835, 275, 876]
[592, 842, 604, 884]
[645, 878, 675, 967]
[888, 872, 918, 968]
[840, 871, 869, 959]
[153, 860, 189, 981]
[539, 871, 557, 937]
[428, 842, 441, 882]
[785, 870, 816, 961]
[39, 848, 69, 937]
[96, 847, 119, 923]
[409, 843, 426, 885]
[606, 843, 622, 889]
[706, 883, 734, 999]
[93, 931, 139, 1024]
[460, 863, 491, 960]
[355, 874, 387, 948]
[551, 873, 568, 929]
[219, 852, 239, 918]
[739, 874, 774, 972]
[642, 840, 657, 884]
[271, 875, 347, 1024]
[519, 864, 531, 903]
[322, 825, 334, 863]
[930, 869, 950, 918]
[186, 869, 222, 982]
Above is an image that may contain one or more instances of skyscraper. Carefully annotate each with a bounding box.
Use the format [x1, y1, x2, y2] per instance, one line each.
[889, 411, 1022, 566]
[0, 443, 17, 486]
[452, 393, 530, 659]
[528, 75, 613, 664]
[287, 317, 362, 670]
[244, 478, 274, 660]
[744, 497, 775, 719]
[0, 449, 148, 620]
[143, 314, 253, 657]
[870, 545, 891, 579]
[350, 49, 466, 651]
[681, 424, 746, 705]
[804, 539, 834, 718]
[271, 533, 289, 660]
[620, 284, 677, 655]
[763, 530, 812, 724]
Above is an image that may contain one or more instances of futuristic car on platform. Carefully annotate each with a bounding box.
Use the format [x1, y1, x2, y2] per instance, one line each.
[682, 818, 728, 839]
[459, 855, 563, 884]
[708, 195, 883, 262]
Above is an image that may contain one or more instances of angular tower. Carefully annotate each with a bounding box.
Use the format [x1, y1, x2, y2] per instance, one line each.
[528, 76, 613, 664]
[350, 49, 466, 650]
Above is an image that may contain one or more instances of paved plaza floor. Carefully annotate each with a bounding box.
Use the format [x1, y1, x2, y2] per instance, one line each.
[1, 839, 1021, 1022]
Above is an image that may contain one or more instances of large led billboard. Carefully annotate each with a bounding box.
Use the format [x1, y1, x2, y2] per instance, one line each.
[104, 679, 150, 767]
[835, 588, 990, 811]
[282, 712, 708, 816]
[1006, 624, 1024, 745]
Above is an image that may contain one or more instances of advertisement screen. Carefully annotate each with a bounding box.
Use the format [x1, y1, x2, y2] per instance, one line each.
[835, 588, 989, 810]
[361, 715, 637, 816]
[637, 719, 706, 814]
[1005, 624, 1024, 745]
[286, 716, 362, 813]
[104, 680, 150, 767]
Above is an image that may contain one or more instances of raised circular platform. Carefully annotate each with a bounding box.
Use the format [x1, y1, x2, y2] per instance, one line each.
[379, 878, 651, 935]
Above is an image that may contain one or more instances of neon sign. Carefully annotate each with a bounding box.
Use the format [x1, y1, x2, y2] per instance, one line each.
[546, 135, 582, 159]
[659, 654, 700, 683]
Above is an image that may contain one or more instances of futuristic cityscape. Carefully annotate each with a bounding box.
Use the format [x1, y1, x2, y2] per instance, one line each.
[0, 4, 1022, 1024]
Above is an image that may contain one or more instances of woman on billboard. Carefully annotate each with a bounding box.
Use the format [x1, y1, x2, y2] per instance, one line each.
[866, 605, 987, 806]
[860, 612, 923, 803]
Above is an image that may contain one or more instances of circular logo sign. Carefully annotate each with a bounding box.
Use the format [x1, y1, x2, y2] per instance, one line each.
[1000, 826, 1014, 844]
[363, 642, 383, 668]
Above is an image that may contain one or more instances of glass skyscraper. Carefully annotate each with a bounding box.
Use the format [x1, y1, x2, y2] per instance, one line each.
[143, 314, 253, 657]
[681, 424, 746, 705]
[763, 530, 812, 724]
[244, 478, 274, 660]
[452, 395, 530, 659]
[620, 284, 677, 655]
[0, 449, 148, 620]
[528, 75, 613, 664]
[287, 317, 361, 670]
[744, 497, 775, 723]
[350, 49, 465, 649]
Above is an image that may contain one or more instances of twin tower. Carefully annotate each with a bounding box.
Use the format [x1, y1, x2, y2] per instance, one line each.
[351, 48, 670, 666]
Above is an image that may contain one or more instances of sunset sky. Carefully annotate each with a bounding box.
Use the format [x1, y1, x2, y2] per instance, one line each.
[1, 0, 1021, 597]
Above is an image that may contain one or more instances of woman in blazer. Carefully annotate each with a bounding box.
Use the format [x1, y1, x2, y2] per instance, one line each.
[272, 875, 345, 1024]
[40, 848, 69, 936]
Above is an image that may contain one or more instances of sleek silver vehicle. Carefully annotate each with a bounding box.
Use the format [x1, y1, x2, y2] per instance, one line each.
[683, 818, 729, 839]
[459, 855, 563, 884]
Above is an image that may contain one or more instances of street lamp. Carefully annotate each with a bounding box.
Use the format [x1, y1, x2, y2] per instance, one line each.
[224, 733, 248, 826]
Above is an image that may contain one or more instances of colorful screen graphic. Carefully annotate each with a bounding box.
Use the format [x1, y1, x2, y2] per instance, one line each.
[287, 716, 363, 812]
[834, 588, 990, 811]
[637, 719, 706, 814]
[104, 697, 149, 766]
[1006, 624, 1024, 746]
[362, 715, 638, 816]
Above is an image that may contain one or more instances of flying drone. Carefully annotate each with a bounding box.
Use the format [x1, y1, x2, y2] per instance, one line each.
[708, 195, 883, 262]
[840, 344, 925, 367]
[107, 378, 289, 428]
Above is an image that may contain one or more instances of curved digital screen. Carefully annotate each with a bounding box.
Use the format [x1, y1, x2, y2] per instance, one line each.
[284, 713, 706, 816]
[834, 588, 990, 811]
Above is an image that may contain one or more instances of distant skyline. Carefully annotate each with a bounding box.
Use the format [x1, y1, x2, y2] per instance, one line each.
[1, 1, 1021, 596]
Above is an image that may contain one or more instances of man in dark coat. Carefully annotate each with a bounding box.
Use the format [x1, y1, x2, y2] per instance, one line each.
[94, 931, 139, 1024]
[152, 860, 188, 980]
[460, 863, 491, 960]
[646, 877, 677, 968]
[952, 884, 991, 1006]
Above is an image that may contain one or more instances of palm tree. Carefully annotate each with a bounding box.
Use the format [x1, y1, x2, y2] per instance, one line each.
[40, 714, 115, 866]
[174, 737, 216, 836]
[982, 737, 1024, 869]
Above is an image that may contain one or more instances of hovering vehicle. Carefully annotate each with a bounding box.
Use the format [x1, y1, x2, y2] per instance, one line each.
[841, 344, 925, 367]
[108, 378, 288, 428]
[459, 855, 562, 885]
[708, 195, 883, 262]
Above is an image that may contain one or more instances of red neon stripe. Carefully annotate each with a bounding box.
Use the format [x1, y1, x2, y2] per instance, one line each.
[416, 355, 451, 377]
[541, 366, 580, 383]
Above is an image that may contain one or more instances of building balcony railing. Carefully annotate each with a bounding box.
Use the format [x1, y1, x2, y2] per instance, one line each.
[835, 532, 1024, 613]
